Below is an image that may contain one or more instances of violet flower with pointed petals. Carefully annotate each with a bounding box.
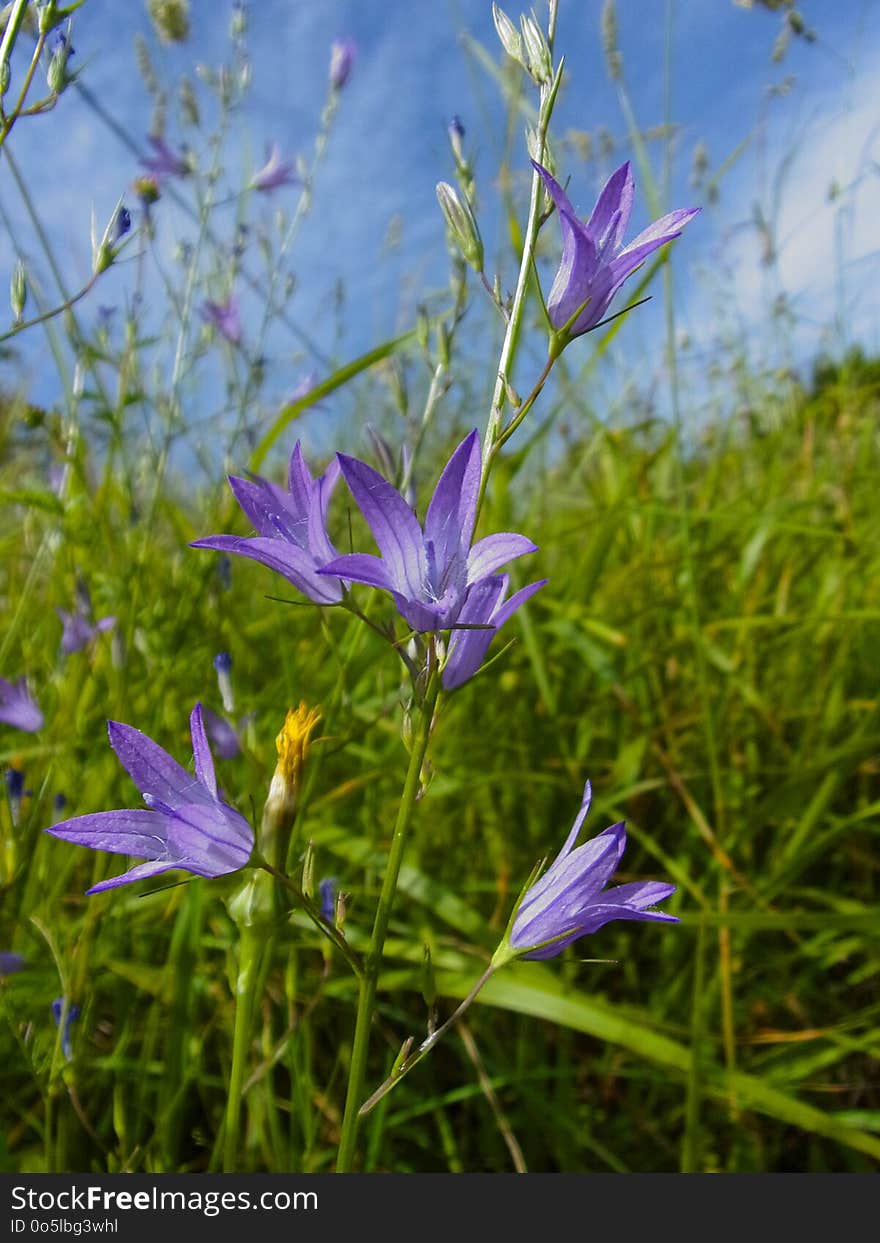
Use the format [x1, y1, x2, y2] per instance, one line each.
[191, 441, 345, 606]
[201, 296, 242, 345]
[58, 606, 116, 656]
[442, 573, 548, 690]
[320, 430, 537, 633]
[45, 705, 253, 894]
[533, 161, 699, 339]
[250, 142, 298, 193]
[0, 677, 43, 733]
[141, 134, 189, 181]
[509, 781, 677, 959]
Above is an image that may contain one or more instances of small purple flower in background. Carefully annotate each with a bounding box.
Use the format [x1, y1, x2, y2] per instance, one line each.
[51, 998, 80, 1061]
[250, 142, 299, 193]
[202, 706, 243, 761]
[53, 792, 67, 821]
[319, 877, 337, 924]
[191, 442, 346, 606]
[329, 38, 356, 90]
[45, 705, 254, 894]
[201, 296, 242, 346]
[0, 952, 24, 976]
[0, 678, 43, 733]
[320, 430, 537, 634]
[442, 572, 548, 690]
[213, 651, 235, 712]
[57, 591, 116, 656]
[140, 134, 189, 181]
[507, 781, 677, 960]
[533, 161, 699, 340]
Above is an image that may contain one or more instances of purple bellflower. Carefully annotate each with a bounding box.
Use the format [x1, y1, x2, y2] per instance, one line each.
[46, 704, 253, 894]
[201, 296, 242, 345]
[508, 781, 677, 960]
[533, 161, 699, 340]
[319, 430, 537, 634]
[0, 951, 24, 975]
[202, 706, 244, 760]
[329, 38, 356, 90]
[250, 142, 298, 193]
[58, 604, 116, 656]
[442, 572, 548, 690]
[0, 678, 43, 733]
[191, 441, 345, 606]
[141, 134, 189, 181]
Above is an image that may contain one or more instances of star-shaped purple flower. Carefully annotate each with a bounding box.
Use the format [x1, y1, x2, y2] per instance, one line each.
[250, 142, 298, 193]
[319, 430, 537, 633]
[140, 134, 189, 181]
[45, 705, 253, 894]
[442, 572, 547, 690]
[0, 677, 43, 733]
[201, 296, 241, 345]
[509, 781, 677, 959]
[58, 605, 116, 656]
[191, 441, 345, 606]
[533, 161, 699, 339]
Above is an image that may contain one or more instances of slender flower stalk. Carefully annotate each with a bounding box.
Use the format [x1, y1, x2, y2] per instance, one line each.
[336, 669, 440, 1171]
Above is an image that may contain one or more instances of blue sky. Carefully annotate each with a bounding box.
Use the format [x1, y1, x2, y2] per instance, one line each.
[1, 0, 878, 446]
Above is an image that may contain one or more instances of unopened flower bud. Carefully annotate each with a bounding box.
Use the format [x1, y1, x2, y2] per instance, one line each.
[0, 59, 10, 96]
[213, 651, 234, 712]
[227, 870, 275, 930]
[436, 181, 483, 273]
[46, 31, 74, 94]
[10, 258, 26, 323]
[492, 4, 524, 66]
[447, 115, 465, 166]
[329, 38, 356, 90]
[520, 13, 552, 84]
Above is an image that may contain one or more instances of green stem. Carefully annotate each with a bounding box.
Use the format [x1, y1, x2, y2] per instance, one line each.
[335, 675, 440, 1172]
[477, 37, 563, 519]
[223, 926, 261, 1172]
[358, 963, 496, 1117]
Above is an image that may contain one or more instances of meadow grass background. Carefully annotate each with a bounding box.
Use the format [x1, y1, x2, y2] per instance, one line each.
[1, 1, 879, 1173]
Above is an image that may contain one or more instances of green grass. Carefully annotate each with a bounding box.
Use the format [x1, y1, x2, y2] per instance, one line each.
[1, 346, 878, 1173]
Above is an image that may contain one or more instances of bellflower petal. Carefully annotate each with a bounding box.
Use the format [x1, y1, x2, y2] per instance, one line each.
[47, 706, 253, 894]
[442, 574, 547, 690]
[533, 160, 698, 338]
[467, 533, 538, 584]
[424, 429, 481, 570]
[335, 454, 426, 599]
[189, 704, 216, 797]
[509, 781, 677, 959]
[192, 442, 344, 606]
